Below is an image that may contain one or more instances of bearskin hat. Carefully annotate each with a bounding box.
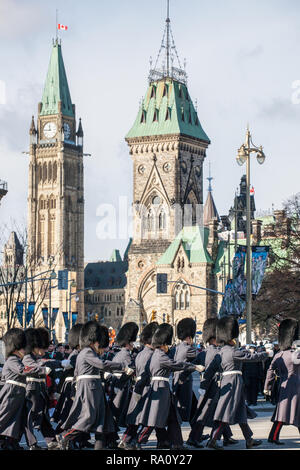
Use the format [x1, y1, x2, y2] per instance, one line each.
[177, 318, 196, 340]
[140, 322, 159, 345]
[3, 328, 26, 359]
[278, 318, 299, 351]
[24, 328, 41, 354]
[36, 327, 50, 349]
[98, 325, 110, 349]
[80, 321, 109, 349]
[152, 323, 173, 348]
[116, 322, 139, 347]
[216, 316, 239, 345]
[202, 318, 218, 344]
[68, 323, 83, 350]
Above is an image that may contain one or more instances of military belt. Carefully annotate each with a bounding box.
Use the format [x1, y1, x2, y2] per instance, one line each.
[151, 376, 169, 383]
[6, 379, 26, 388]
[26, 377, 46, 383]
[222, 371, 242, 377]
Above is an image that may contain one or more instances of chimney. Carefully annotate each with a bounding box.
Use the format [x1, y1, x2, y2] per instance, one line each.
[207, 218, 219, 259]
[252, 219, 262, 244]
[274, 210, 290, 237]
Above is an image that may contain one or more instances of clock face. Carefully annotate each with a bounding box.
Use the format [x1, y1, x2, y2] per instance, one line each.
[63, 122, 71, 140]
[43, 122, 57, 139]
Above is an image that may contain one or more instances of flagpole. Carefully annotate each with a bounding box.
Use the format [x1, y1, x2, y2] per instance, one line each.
[56, 9, 58, 42]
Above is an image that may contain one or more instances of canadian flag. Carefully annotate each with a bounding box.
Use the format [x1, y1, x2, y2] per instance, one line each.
[58, 24, 68, 30]
[250, 186, 255, 196]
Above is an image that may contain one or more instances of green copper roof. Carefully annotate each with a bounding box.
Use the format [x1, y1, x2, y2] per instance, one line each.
[126, 78, 210, 143]
[40, 40, 74, 117]
[109, 249, 122, 262]
[157, 225, 213, 265]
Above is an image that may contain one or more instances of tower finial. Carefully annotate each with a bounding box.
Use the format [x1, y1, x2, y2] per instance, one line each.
[166, 0, 170, 76]
[56, 9, 58, 42]
[148, 0, 187, 85]
[207, 161, 213, 192]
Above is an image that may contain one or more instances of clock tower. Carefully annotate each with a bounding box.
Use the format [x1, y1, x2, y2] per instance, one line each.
[27, 39, 85, 338]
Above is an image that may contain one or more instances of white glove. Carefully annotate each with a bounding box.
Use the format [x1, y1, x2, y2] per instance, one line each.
[195, 365, 205, 373]
[61, 359, 71, 369]
[104, 372, 112, 380]
[124, 367, 134, 376]
[198, 387, 205, 396]
[45, 367, 52, 375]
[264, 389, 271, 396]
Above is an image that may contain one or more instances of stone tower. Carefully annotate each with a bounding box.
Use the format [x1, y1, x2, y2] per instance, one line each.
[27, 39, 85, 338]
[3, 232, 24, 268]
[123, 10, 215, 329]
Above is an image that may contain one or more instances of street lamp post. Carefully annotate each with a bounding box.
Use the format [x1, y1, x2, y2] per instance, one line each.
[236, 127, 266, 344]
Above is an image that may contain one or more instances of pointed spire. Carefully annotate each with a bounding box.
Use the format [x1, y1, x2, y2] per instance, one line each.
[76, 117, 83, 137]
[40, 40, 74, 117]
[207, 161, 213, 192]
[204, 165, 219, 226]
[29, 115, 36, 135]
[149, 0, 187, 85]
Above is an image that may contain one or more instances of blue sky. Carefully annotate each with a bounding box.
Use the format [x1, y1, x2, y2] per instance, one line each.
[1, 0, 300, 261]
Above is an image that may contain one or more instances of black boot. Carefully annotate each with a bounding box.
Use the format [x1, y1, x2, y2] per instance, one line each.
[246, 438, 262, 449]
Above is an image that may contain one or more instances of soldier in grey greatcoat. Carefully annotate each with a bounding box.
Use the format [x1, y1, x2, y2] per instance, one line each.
[0, 328, 43, 450]
[264, 318, 300, 445]
[23, 328, 65, 450]
[207, 316, 268, 450]
[108, 322, 138, 431]
[188, 318, 237, 448]
[53, 324, 92, 449]
[136, 323, 204, 449]
[57, 321, 133, 450]
[172, 318, 199, 429]
[119, 322, 169, 450]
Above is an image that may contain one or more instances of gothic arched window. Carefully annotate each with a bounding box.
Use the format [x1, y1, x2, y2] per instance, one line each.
[48, 161, 52, 182]
[53, 162, 57, 181]
[43, 162, 47, 182]
[174, 283, 190, 311]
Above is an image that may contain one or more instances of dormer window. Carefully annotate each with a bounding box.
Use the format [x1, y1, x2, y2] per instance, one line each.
[163, 84, 168, 97]
[165, 108, 171, 120]
[140, 110, 146, 124]
[179, 86, 184, 99]
[181, 109, 185, 122]
[188, 110, 192, 124]
[153, 109, 159, 122]
[150, 86, 156, 99]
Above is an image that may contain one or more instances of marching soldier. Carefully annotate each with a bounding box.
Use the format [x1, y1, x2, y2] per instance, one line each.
[264, 318, 300, 445]
[23, 328, 61, 450]
[119, 322, 170, 450]
[108, 322, 138, 432]
[188, 318, 236, 448]
[207, 316, 268, 450]
[57, 321, 132, 450]
[136, 323, 204, 449]
[53, 324, 93, 449]
[172, 318, 200, 434]
[0, 329, 36, 450]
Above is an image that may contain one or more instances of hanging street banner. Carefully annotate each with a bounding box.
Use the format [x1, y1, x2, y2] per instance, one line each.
[16, 302, 24, 327]
[51, 308, 59, 326]
[72, 312, 78, 326]
[26, 302, 35, 326]
[42, 307, 48, 328]
[62, 312, 69, 330]
[252, 246, 270, 296]
[232, 245, 247, 298]
[58, 270, 68, 290]
[219, 279, 246, 318]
